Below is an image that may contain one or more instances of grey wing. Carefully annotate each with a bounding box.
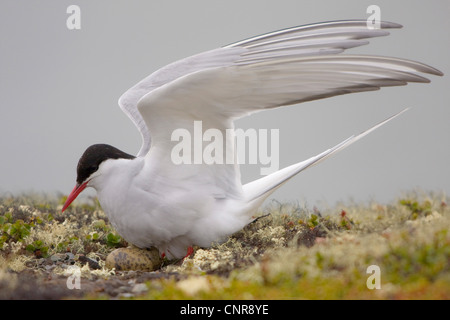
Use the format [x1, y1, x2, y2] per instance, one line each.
[118, 20, 407, 157]
[118, 47, 246, 157]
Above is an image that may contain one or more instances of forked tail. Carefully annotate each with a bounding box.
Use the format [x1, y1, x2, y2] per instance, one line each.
[243, 108, 409, 210]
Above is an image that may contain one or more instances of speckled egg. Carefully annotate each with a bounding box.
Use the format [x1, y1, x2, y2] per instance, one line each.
[106, 246, 161, 271]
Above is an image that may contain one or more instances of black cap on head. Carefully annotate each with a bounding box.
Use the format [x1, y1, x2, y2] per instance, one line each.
[76, 144, 135, 184]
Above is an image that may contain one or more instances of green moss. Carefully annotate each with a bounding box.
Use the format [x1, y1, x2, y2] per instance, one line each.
[105, 232, 123, 247]
[25, 240, 49, 258]
[399, 198, 433, 219]
[1, 191, 449, 300]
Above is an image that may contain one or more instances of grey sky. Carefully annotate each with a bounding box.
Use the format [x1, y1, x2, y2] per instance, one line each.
[1, 0, 448, 207]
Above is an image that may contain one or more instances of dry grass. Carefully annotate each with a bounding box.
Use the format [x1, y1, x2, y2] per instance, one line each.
[0, 190, 449, 299]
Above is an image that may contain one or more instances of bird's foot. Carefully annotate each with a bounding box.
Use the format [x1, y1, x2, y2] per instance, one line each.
[159, 246, 195, 266]
[105, 246, 162, 271]
[183, 246, 195, 260]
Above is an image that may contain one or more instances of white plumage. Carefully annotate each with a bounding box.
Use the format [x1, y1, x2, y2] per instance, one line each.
[63, 20, 442, 259]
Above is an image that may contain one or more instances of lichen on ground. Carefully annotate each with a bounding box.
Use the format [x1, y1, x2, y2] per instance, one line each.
[0, 190, 449, 299]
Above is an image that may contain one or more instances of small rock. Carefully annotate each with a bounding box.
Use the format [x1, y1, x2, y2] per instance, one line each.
[131, 283, 148, 294]
[78, 255, 101, 270]
[176, 277, 211, 296]
[45, 265, 56, 271]
[50, 253, 66, 262]
[66, 253, 75, 261]
[117, 285, 131, 293]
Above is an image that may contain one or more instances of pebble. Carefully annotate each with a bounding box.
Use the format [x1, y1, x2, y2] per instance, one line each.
[49, 253, 77, 266]
[78, 255, 101, 270]
[131, 283, 148, 294]
[50, 253, 66, 262]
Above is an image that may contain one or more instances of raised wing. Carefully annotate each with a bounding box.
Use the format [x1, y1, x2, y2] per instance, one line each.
[119, 20, 423, 157]
[118, 47, 245, 156]
[134, 22, 441, 201]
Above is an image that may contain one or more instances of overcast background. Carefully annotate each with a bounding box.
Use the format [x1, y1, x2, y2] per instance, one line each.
[1, 0, 449, 207]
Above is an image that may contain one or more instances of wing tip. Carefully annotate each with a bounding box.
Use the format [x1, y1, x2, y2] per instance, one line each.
[224, 20, 403, 49]
[380, 21, 403, 29]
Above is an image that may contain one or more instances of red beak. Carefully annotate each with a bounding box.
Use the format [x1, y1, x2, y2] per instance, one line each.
[62, 181, 89, 212]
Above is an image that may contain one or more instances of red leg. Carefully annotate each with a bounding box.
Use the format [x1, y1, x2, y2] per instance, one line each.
[183, 246, 194, 259]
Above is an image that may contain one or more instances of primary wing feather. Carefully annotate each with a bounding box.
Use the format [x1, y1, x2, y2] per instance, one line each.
[119, 20, 413, 157]
[119, 20, 441, 201]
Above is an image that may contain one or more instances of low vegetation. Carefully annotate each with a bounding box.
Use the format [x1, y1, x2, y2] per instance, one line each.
[0, 191, 449, 299]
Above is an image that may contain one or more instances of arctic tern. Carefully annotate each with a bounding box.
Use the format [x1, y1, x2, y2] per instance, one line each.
[62, 20, 442, 259]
